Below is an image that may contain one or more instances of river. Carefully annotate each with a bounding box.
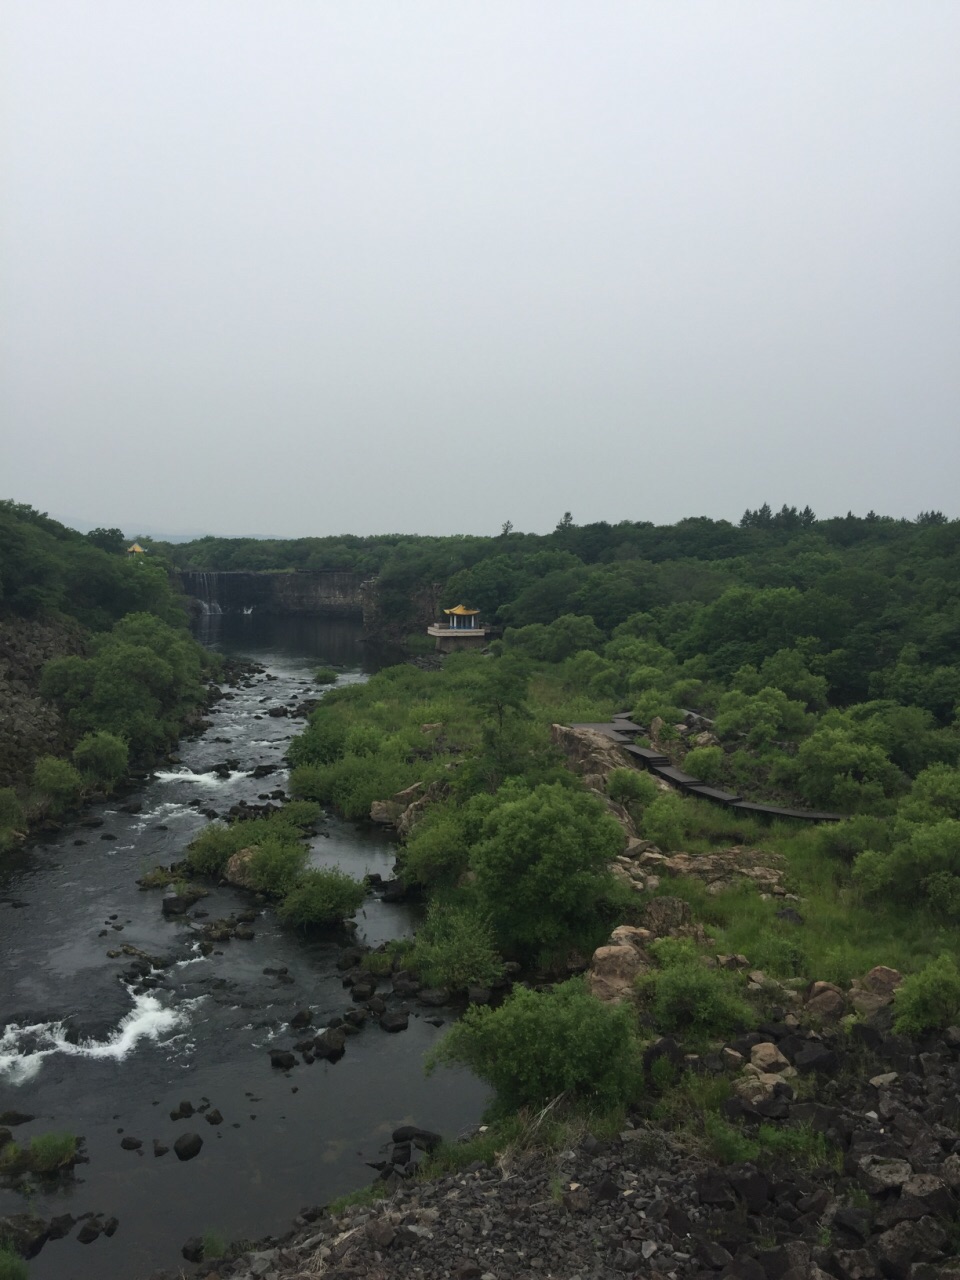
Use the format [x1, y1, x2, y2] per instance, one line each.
[0, 616, 489, 1279]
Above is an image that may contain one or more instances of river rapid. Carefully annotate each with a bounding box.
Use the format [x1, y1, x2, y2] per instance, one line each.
[0, 616, 489, 1279]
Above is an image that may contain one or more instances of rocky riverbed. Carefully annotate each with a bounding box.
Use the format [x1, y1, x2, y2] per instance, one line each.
[156, 1005, 960, 1280]
[0, 617, 488, 1280]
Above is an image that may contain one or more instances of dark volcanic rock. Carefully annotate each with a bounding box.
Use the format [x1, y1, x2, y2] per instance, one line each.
[379, 1011, 409, 1033]
[0, 1213, 49, 1257]
[314, 1028, 347, 1061]
[173, 1132, 203, 1162]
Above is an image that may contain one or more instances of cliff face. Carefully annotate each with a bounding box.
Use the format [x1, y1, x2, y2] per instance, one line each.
[180, 571, 444, 645]
[360, 579, 444, 645]
[180, 571, 366, 619]
[0, 616, 85, 788]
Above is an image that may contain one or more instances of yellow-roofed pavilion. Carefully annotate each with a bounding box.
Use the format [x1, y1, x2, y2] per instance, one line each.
[126, 542, 146, 554]
[427, 604, 490, 652]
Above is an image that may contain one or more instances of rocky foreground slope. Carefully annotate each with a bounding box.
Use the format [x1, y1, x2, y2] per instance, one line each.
[149, 993, 960, 1280]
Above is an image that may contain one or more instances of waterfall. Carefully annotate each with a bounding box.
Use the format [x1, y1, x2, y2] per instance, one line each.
[199, 573, 222, 615]
[188, 572, 222, 615]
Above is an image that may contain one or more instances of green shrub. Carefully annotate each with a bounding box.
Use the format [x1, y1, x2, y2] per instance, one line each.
[290, 754, 424, 821]
[288, 763, 330, 802]
[816, 814, 892, 864]
[427, 979, 640, 1111]
[683, 746, 725, 785]
[470, 783, 623, 957]
[640, 793, 687, 851]
[28, 1131, 78, 1172]
[703, 1112, 760, 1164]
[639, 943, 753, 1040]
[411, 903, 505, 992]
[0, 1245, 28, 1280]
[286, 717, 347, 767]
[32, 755, 83, 814]
[277, 868, 365, 927]
[314, 666, 339, 685]
[202, 1231, 227, 1260]
[892, 954, 960, 1036]
[402, 802, 471, 887]
[345, 724, 384, 757]
[607, 768, 658, 807]
[0, 788, 23, 830]
[272, 800, 323, 830]
[72, 730, 129, 785]
[247, 838, 308, 896]
[184, 822, 247, 876]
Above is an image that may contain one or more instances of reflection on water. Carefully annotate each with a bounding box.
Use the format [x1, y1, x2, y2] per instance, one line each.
[194, 611, 398, 669]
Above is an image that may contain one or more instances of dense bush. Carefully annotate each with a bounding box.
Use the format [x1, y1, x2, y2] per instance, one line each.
[0, 1246, 28, 1280]
[32, 755, 83, 814]
[277, 867, 365, 927]
[639, 940, 754, 1040]
[892, 954, 960, 1036]
[402, 801, 471, 887]
[314, 666, 339, 684]
[27, 1131, 78, 1172]
[0, 788, 23, 830]
[640, 793, 688, 851]
[682, 746, 725, 785]
[470, 783, 623, 957]
[183, 822, 245, 876]
[286, 717, 347, 767]
[427, 979, 640, 1111]
[290, 752, 427, 821]
[42, 612, 210, 761]
[72, 730, 129, 786]
[607, 768, 658, 807]
[795, 728, 904, 811]
[247, 838, 308, 896]
[410, 902, 505, 991]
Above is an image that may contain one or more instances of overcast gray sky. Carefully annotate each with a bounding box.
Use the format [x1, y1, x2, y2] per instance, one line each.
[3, 2, 959, 537]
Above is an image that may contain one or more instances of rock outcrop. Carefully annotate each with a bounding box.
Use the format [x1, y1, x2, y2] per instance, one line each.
[0, 615, 85, 789]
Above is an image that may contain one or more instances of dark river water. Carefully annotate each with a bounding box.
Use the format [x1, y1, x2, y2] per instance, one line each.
[0, 616, 489, 1279]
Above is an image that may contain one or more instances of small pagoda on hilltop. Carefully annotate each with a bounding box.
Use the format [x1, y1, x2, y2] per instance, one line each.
[427, 604, 490, 653]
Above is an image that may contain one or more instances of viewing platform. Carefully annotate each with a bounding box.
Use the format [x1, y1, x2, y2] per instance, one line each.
[427, 604, 490, 652]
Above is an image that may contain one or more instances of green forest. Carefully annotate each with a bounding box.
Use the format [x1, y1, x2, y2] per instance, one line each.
[270, 506, 960, 1147]
[159, 504, 960, 811]
[0, 501, 217, 845]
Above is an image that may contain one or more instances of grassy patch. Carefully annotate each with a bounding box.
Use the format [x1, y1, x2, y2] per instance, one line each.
[201, 1230, 227, 1259]
[326, 1182, 390, 1215]
[0, 1246, 28, 1280]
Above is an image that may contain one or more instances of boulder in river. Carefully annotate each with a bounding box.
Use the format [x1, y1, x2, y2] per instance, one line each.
[182, 1236, 204, 1262]
[223, 848, 258, 889]
[379, 1011, 409, 1033]
[269, 1049, 297, 1070]
[173, 1132, 203, 1162]
[391, 1124, 442, 1153]
[0, 1212, 50, 1257]
[76, 1219, 102, 1244]
[314, 1028, 347, 1061]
